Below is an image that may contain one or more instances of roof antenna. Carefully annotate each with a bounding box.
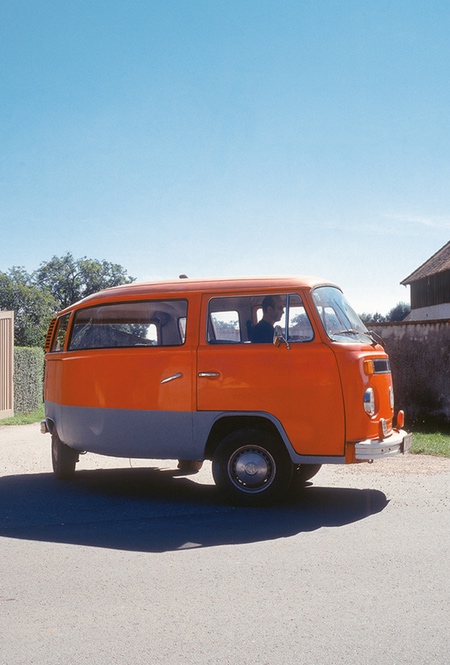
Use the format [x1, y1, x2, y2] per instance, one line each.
[179, 274, 188, 279]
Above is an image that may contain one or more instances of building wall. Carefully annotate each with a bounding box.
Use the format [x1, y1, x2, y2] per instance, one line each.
[408, 303, 450, 321]
[369, 320, 450, 428]
[409, 269, 450, 310]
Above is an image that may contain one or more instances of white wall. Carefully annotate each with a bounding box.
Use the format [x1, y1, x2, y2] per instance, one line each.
[409, 303, 450, 321]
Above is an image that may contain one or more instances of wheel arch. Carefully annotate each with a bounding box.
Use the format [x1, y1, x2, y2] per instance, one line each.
[204, 414, 287, 460]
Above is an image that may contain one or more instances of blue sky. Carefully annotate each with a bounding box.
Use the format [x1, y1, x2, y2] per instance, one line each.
[1, 0, 449, 314]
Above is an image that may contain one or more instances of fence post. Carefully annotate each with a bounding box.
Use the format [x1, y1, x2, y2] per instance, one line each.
[0, 310, 14, 418]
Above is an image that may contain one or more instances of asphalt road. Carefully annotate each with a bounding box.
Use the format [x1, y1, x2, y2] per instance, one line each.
[1, 424, 449, 665]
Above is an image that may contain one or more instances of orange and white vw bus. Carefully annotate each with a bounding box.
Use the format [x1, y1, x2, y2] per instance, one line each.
[42, 276, 411, 504]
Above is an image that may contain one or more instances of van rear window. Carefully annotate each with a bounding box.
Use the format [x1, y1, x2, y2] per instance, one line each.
[68, 300, 188, 350]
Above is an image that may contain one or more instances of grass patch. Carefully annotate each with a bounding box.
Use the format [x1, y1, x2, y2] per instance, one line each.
[411, 431, 450, 458]
[0, 404, 44, 426]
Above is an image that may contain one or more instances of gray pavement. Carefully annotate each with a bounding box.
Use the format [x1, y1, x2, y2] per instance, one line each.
[1, 424, 449, 664]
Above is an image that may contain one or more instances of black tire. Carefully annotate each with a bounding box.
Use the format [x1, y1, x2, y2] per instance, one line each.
[51, 429, 78, 480]
[296, 463, 322, 482]
[289, 463, 322, 494]
[212, 428, 293, 505]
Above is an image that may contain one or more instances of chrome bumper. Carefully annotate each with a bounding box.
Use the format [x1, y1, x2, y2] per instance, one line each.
[355, 430, 412, 460]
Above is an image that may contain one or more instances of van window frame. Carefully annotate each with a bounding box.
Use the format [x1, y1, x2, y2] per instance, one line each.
[50, 313, 72, 352]
[205, 293, 314, 345]
[67, 298, 189, 351]
[311, 286, 372, 344]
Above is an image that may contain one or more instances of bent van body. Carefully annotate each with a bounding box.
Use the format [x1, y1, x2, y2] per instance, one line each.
[42, 276, 411, 504]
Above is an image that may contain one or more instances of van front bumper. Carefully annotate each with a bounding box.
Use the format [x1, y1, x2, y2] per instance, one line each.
[354, 430, 412, 460]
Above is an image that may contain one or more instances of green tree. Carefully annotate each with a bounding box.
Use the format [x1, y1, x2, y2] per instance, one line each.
[386, 301, 410, 322]
[1, 255, 135, 346]
[359, 301, 411, 324]
[359, 311, 386, 323]
[34, 253, 135, 310]
[0, 268, 57, 346]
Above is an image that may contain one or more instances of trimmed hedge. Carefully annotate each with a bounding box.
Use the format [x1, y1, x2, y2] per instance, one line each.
[14, 347, 44, 414]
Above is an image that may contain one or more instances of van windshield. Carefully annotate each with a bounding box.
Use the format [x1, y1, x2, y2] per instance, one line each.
[312, 286, 372, 344]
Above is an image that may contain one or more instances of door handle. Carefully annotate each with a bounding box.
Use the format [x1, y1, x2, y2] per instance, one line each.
[161, 372, 183, 384]
[198, 372, 220, 378]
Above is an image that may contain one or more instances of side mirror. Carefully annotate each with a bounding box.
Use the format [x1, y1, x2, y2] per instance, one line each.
[273, 326, 290, 350]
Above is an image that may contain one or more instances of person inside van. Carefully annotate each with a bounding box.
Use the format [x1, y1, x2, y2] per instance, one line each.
[251, 295, 284, 343]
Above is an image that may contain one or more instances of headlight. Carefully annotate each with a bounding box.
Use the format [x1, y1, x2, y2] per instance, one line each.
[363, 387, 376, 417]
[389, 386, 394, 410]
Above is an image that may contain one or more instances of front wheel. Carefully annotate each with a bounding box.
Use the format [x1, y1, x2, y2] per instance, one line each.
[51, 430, 78, 480]
[212, 429, 293, 505]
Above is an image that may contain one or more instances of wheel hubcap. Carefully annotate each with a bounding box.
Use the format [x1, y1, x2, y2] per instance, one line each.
[228, 446, 276, 492]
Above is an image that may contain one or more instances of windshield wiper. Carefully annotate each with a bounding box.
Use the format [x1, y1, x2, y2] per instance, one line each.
[367, 329, 385, 347]
[330, 328, 364, 337]
[329, 328, 380, 345]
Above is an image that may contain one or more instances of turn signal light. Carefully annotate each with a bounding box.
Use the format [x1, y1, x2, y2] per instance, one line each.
[363, 359, 374, 375]
[396, 410, 405, 429]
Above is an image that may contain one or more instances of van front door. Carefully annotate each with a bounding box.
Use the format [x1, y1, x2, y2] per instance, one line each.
[196, 293, 345, 457]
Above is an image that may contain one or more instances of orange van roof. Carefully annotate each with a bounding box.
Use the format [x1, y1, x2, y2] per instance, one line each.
[62, 275, 339, 311]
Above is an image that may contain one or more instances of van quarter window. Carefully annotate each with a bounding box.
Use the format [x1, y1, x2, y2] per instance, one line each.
[50, 313, 71, 352]
[68, 299, 188, 350]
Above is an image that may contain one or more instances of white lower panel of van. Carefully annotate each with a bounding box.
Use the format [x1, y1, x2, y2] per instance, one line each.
[45, 402, 202, 460]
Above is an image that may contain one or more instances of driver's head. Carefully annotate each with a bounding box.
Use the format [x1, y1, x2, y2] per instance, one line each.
[262, 295, 284, 324]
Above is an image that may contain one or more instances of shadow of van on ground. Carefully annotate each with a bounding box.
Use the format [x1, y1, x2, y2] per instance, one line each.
[0, 467, 387, 552]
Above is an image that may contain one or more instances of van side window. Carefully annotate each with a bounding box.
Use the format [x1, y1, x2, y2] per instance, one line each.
[207, 294, 313, 344]
[50, 314, 71, 352]
[68, 300, 188, 350]
[286, 294, 314, 342]
[253, 295, 313, 342]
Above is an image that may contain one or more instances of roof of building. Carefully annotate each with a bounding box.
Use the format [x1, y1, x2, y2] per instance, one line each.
[401, 241, 450, 285]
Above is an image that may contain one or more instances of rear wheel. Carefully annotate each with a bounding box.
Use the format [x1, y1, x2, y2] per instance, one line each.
[296, 463, 322, 482]
[212, 428, 293, 505]
[51, 429, 78, 480]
